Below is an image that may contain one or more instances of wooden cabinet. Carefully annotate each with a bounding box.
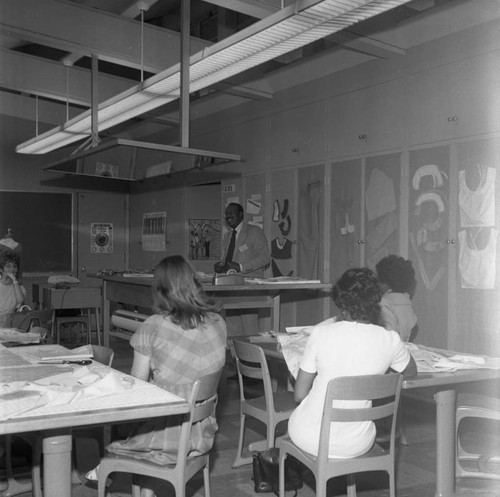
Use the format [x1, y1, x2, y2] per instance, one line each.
[406, 53, 500, 145]
[329, 153, 402, 278]
[327, 81, 406, 157]
[330, 158, 363, 282]
[408, 146, 451, 350]
[454, 137, 500, 354]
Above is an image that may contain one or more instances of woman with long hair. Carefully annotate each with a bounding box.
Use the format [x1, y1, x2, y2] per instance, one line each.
[89, 255, 227, 474]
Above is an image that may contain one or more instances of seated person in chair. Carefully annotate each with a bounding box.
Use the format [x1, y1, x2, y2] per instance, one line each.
[0, 253, 26, 327]
[288, 267, 417, 458]
[87, 255, 227, 478]
[375, 255, 418, 342]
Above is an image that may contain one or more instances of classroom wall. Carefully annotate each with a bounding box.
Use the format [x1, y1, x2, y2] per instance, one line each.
[128, 181, 221, 273]
[127, 19, 499, 352]
[1, 19, 499, 353]
[0, 112, 129, 304]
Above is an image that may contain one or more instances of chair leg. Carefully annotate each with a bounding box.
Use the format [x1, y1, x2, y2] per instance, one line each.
[266, 421, 276, 449]
[233, 413, 252, 467]
[279, 452, 286, 497]
[388, 469, 396, 497]
[203, 462, 211, 497]
[347, 474, 357, 497]
[31, 436, 43, 497]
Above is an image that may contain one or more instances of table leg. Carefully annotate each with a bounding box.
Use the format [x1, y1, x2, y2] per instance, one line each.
[272, 293, 280, 333]
[95, 307, 101, 345]
[434, 389, 456, 497]
[42, 429, 72, 497]
[103, 281, 110, 348]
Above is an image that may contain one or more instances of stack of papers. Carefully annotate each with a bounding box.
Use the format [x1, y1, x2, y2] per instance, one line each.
[17, 344, 93, 363]
[406, 343, 500, 372]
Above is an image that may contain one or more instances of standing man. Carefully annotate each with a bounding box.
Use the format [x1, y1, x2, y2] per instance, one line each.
[214, 203, 270, 277]
[214, 203, 270, 338]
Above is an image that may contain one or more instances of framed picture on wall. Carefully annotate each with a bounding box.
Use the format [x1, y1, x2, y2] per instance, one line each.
[188, 218, 221, 260]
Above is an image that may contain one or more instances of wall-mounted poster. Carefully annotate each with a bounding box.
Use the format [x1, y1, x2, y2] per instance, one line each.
[142, 212, 166, 252]
[188, 218, 221, 260]
[90, 223, 113, 253]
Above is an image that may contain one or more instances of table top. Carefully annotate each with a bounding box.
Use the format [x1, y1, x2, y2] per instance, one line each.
[0, 344, 189, 435]
[98, 274, 333, 292]
[238, 336, 500, 391]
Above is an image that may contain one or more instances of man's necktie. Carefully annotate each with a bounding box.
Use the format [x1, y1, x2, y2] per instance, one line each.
[225, 229, 237, 265]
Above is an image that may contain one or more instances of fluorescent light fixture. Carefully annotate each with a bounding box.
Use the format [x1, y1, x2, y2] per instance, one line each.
[42, 138, 242, 182]
[17, 0, 410, 155]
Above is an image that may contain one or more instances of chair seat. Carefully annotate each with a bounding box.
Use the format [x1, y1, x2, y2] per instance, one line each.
[97, 370, 222, 497]
[277, 374, 402, 497]
[246, 392, 297, 413]
[456, 393, 500, 481]
[279, 437, 391, 474]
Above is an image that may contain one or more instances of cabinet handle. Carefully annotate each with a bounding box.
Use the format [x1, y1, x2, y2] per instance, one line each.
[446, 239, 456, 245]
[357, 240, 365, 245]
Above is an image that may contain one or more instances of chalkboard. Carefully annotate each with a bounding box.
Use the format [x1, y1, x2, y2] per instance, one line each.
[0, 191, 73, 273]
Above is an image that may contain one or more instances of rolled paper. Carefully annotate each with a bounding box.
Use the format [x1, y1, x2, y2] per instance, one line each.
[111, 311, 149, 333]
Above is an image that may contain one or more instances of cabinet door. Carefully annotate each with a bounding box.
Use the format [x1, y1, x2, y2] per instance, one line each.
[408, 146, 451, 349]
[455, 138, 500, 354]
[364, 153, 401, 270]
[330, 159, 362, 282]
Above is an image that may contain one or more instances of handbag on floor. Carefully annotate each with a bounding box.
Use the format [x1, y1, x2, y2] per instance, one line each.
[252, 447, 303, 496]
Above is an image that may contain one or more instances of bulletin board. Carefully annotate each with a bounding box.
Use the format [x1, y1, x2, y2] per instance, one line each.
[0, 191, 73, 273]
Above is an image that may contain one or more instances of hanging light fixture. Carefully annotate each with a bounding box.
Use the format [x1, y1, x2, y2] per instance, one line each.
[17, 0, 411, 155]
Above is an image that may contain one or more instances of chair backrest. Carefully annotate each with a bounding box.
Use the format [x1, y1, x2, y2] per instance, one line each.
[233, 340, 274, 409]
[91, 345, 114, 366]
[318, 373, 403, 461]
[16, 309, 54, 332]
[176, 368, 223, 470]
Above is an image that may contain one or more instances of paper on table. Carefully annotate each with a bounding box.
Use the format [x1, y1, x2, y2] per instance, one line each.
[0, 366, 134, 420]
[245, 277, 321, 284]
[406, 343, 500, 372]
[276, 332, 310, 379]
[37, 344, 93, 362]
[285, 326, 313, 335]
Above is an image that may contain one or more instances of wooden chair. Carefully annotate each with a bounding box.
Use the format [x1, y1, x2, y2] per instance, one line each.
[278, 373, 403, 497]
[456, 393, 500, 480]
[232, 340, 297, 468]
[97, 368, 223, 497]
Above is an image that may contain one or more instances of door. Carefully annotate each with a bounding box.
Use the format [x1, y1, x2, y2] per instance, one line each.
[408, 146, 450, 349]
[77, 192, 127, 287]
[330, 159, 363, 282]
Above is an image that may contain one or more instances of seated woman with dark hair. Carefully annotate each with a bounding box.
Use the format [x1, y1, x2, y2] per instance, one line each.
[375, 255, 418, 342]
[0, 252, 26, 327]
[87, 255, 227, 479]
[287, 267, 416, 458]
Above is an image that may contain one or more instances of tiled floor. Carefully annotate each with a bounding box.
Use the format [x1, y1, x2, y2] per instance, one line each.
[4, 336, 500, 497]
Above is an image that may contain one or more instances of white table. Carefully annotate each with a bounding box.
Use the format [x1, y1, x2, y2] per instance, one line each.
[97, 274, 332, 346]
[0, 345, 189, 497]
[243, 337, 500, 497]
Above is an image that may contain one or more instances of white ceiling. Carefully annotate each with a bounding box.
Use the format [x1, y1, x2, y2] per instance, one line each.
[1, 0, 499, 146]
